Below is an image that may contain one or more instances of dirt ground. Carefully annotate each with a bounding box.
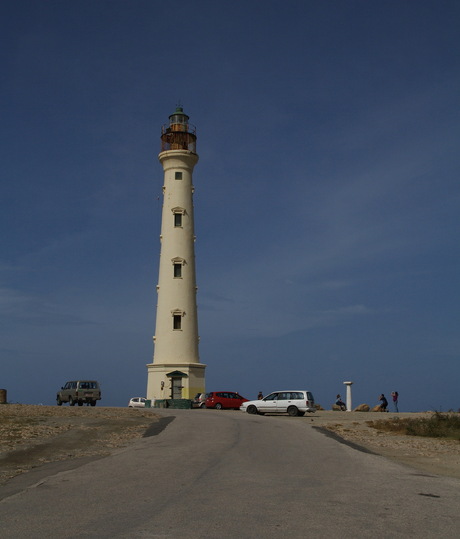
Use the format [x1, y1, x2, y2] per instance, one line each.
[309, 410, 460, 479]
[0, 404, 160, 485]
[1, 406, 459, 486]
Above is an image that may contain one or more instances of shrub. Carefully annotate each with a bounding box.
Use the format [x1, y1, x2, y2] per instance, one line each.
[368, 412, 460, 440]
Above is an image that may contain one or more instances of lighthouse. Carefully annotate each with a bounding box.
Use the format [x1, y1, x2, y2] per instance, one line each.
[146, 107, 206, 402]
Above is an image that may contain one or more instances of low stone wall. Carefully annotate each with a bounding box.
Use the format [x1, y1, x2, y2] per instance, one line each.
[152, 399, 192, 409]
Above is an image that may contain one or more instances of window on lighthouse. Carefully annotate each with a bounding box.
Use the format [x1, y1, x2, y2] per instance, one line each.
[175, 171, 182, 180]
[174, 263, 182, 278]
[173, 315, 182, 330]
[174, 213, 182, 227]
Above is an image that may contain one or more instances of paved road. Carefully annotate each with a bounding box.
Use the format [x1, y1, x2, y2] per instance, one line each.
[1, 409, 459, 538]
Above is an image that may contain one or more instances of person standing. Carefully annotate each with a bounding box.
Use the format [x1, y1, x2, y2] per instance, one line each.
[391, 391, 399, 412]
[379, 393, 388, 412]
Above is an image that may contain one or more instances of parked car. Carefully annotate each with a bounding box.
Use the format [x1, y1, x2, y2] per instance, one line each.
[240, 390, 315, 416]
[128, 397, 146, 408]
[205, 391, 248, 410]
[57, 380, 101, 406]
[192, 393, 206, 408]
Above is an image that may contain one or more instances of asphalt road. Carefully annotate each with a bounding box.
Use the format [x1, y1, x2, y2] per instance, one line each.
[0, 409, 459, 538]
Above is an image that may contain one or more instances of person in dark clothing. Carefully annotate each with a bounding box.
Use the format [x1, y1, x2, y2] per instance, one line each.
[335, 394, 346, 411]
[379, 393, 388, 412]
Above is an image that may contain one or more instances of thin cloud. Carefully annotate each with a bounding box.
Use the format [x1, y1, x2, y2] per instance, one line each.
[321, 304, 373, 317]
[0, 287, 95, 328]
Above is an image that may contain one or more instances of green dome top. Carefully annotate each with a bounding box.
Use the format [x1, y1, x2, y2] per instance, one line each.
[169, 106, 189, 121]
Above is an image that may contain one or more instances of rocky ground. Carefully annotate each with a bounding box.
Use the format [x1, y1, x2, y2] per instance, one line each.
[0, 404, 159, 485]
[309, 410, 460, 479]
[1, 406, 459, 486]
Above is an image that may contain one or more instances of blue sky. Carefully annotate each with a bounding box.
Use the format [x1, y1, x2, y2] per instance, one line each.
[1, 1, 459, 411]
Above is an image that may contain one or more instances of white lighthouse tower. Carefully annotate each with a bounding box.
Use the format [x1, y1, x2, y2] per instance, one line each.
[146, 107, 206, 402]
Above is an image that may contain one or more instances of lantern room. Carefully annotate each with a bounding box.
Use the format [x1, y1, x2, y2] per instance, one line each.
[160, 106, 197, 153]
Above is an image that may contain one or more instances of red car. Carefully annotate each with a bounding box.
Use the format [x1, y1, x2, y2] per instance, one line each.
[205, 391, 248, 410]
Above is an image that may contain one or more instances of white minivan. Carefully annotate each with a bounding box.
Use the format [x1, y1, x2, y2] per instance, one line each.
[240, 390, 315, 416]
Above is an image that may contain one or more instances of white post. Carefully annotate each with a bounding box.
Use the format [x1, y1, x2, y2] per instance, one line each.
[343, 381, 353, 412]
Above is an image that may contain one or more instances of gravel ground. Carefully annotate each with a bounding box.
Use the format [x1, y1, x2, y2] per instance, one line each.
[0, 404, 160, 484]
[1, 406, 459, 485]
[309, 410, 460, 479]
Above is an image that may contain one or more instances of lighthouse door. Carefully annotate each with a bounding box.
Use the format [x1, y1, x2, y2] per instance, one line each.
[171, 377, 183, 399]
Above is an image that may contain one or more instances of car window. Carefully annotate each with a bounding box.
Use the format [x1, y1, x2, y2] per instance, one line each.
[278, 393, 288, 400]
[291, 392, 302, 399]
[264, 393, 278, 401]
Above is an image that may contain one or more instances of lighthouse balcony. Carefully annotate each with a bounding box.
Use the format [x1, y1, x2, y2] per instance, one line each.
[161, 124, 197, 152]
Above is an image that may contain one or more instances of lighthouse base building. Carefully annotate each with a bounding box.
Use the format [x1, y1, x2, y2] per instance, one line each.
[146, 363, 206, 401]
[146, 107, 206, 402]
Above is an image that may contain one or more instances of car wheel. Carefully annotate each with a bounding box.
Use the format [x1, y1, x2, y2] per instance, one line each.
[287, 406, 299, 417]
[90, 401, 96, 406]
[69, 397, 75, 406]
[200, 403, 206, 408]
[78, 401, 83, 406]
[247, 405, 258, 414]
[57, 397, 62, 406]
[215, 403, 223, 410]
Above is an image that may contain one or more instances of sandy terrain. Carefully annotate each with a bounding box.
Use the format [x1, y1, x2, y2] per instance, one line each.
[0, 405, 159, 485]
[1, 405, 459, 485]
[309, 410, 460, 479]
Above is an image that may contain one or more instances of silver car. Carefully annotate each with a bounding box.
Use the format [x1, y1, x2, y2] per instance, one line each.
[192, 393, 206, 408]
[240, 390, 315, 416]
[128, 397, 146, 408]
